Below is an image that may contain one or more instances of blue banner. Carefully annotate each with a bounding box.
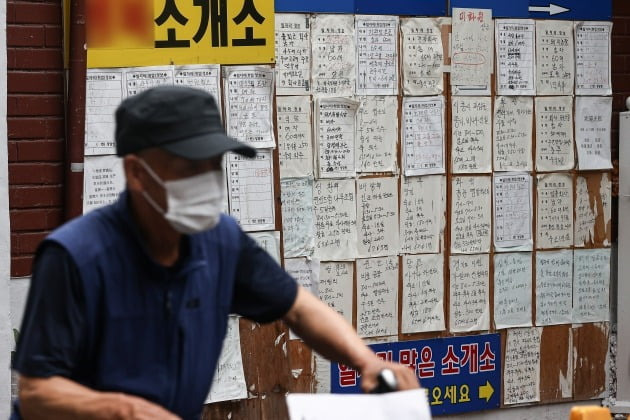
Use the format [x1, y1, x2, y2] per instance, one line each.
[450, 0, 612, 21]
[331, 334, 501, 416]
[275, 0, 446, 15]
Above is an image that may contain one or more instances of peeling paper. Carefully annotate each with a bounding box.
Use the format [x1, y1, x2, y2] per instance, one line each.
[292, 368, 303, 379]
[274, 332, 286, 346]
[574, 176, 597, 247]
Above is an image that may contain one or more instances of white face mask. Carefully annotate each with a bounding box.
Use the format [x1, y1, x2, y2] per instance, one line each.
[138, 159, 224, 234]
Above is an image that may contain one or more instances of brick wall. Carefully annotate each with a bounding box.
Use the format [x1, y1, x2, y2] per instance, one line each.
[7, 0, 65, 277]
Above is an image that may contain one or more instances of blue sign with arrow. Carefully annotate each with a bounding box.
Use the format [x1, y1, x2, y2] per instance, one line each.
[450, 0, 612, 20]
[330, 334, 501, 416]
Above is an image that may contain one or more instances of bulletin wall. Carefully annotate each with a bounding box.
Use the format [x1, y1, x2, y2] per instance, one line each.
[82, 6, 615, 418]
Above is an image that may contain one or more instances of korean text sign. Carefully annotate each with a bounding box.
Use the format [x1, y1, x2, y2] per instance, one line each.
[331, 334, 501, 415]
[87, 0, 275, 67]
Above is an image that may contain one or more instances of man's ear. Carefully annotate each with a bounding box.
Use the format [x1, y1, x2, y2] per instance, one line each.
[123, 155, 144, 192]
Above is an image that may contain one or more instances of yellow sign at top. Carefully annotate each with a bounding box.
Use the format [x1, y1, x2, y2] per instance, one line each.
[87, 0, 275, 68]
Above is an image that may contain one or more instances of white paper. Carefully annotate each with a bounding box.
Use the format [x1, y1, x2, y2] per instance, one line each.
[536, 250, 573, 326]
[319, 262, 354, 324]
[227, 151, 275, 232]
[536, 20, 574, 95]
[357, 177, 399, 257]
[493, 172, 533, 252]
[402, 96, 445, 176]
[311, 14, 356, 97]
[85, 68, 124, 156]
[451, 176, 491, 254]
[400, 17, 444, 96]
[355, 15, 398, 95]
[503, 327, 541, 405]
[248, 231, 281, 264]
[224, 66, 275, 149]
[451, 8, 493, 95]
[277, 96, 313, 178]
[286, 390, 432, 420]
[83, 155, 125, 213]
[285, 257, 320, 296]
[574, 176, 596, 247]
[313, 179, 358, 260]
[575, 21, 612, 95]
[402, 254, 445, 333]
[356, 96, 398, 173]
[173, 64, 221, 115]
[493, 96, 533, 171]
[449, 254, 490, 332]
[400, 175, 445, 254]
[316, 98, 359, 178]
[575, 96, 613, 170]
[280, 177, 315, 258]
[205, 316, 247, 403]
[275, 14, 311, 95]
[451, 97, 492, 173]
[125, 65, 174, 96]
[536, 173, 573, 249]
[573, 248, 611, 323]
[496, 19, 536, 95]
[494, 253, 532, 329]
[535, 96, 575, 171]
[357, 256, 398, 338]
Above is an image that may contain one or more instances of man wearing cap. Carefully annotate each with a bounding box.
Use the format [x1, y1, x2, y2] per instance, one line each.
[11, 86, 418, 420]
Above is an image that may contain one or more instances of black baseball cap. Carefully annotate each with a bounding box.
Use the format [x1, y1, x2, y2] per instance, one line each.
[115, 85, 256, 160]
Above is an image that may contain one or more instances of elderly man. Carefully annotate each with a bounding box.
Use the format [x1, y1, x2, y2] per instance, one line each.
[12, 86, 418, 420]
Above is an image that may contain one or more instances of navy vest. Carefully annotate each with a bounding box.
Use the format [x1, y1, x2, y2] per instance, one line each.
[20, 192, 243, 419]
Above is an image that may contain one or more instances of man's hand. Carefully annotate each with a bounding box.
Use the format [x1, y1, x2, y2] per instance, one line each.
[359, 359, 420, 393]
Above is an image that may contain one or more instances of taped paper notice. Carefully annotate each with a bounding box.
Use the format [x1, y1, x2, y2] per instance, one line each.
[451, 176, 491, 254]
[536, 173, 573, 249]
[451, 8, 493, 95]
[536, 250, 573, 326]
[355, 15, 398, 95]
[573, 249, 611, 323]
[227, 151, 275, 232]
[277, 96, 313, 178]
[402, 96, 445, 176]
[575, 96, 613, 170]
[451, 96, 492, 173]
[494, 252, 532, 329]
[356, 96, 398, 173]
[174, 64, 221, 115]
[494, 96, 533, 172]
[357, 177, 399, 258]
[311, 14, 355, 97]
[280, 177, 315, 258]
[357, 256, 398, 338]
[316, 98, 359, 178]
[285, 257, 320, 296]
[400, 175, 445, 254]
[495, 19, 536, 95]
[449, 254, 490, 333]
[319, 262, 354, 324]
[575, 21, 612, 95]
[504, 327, 541, 405]
[536, 20, 574, 95]
[206, 316, 247, 404]
[535, 96, 574, 171]
[313, 179, 358, 260]
[125, 65, 174, 96]
[224, 66, 275, 149]
[85, 68, 124, 156]
[493, 172, 533, 252]
[275, 14, 311, 95]
[574, 174, 612, 247]
[248, 231, 281, 264]
[401, 17, 444, 95]
[402, 254, 445, 334]
[83, 155, 125, 213]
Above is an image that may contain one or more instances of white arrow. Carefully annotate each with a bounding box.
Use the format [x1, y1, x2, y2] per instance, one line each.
[529, 3, 570, 15]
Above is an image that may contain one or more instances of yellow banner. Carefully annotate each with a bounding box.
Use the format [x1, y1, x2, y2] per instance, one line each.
[87, 0, 275, 68]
